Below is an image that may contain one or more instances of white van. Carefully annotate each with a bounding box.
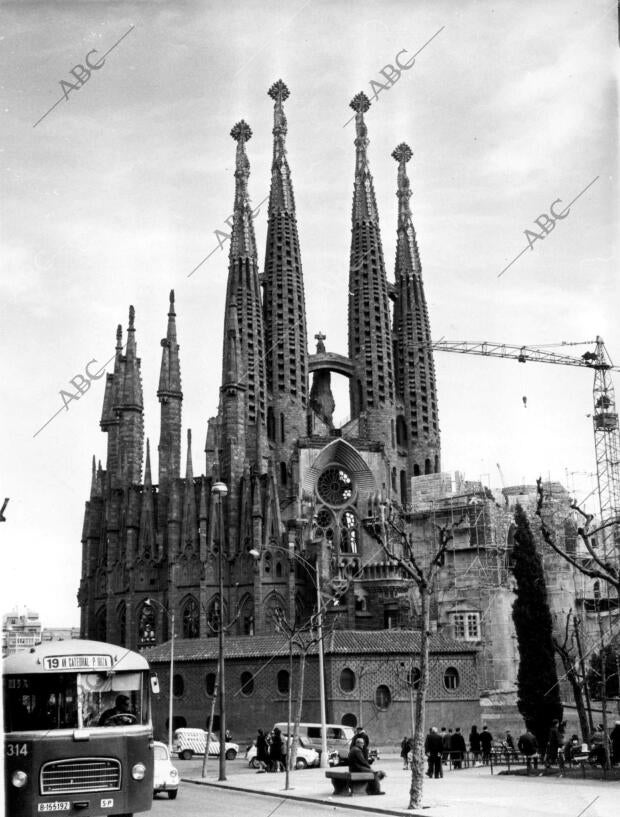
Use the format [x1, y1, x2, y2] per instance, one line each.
[273, 722, 354, 764]
[172, 727, 239, 760]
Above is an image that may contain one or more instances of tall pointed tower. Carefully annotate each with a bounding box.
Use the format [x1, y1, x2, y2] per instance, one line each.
[391, 144, 440, 493]
[347, 93, 395, 446]
[117, 306, 144, 486]
[263, 80, 309, 482]
[221, 120, 267, 470]
[157, 289, 183, 528]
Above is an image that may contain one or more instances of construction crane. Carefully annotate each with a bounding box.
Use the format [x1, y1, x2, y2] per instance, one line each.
[431, 337, 620, 554]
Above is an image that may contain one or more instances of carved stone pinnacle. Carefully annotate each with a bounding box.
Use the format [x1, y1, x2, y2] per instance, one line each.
[230, 120, 253, 143]
[268, 79, 290, 102]
[392, 143, 413, 163]
[350, 92, 371, 114]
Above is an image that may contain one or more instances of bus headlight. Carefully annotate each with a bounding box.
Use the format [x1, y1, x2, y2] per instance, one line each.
[11, 770, 28, 788]
[131, 763, 146, 780]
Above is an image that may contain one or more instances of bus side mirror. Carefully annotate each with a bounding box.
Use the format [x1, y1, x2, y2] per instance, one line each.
[151, 674, 160, 694]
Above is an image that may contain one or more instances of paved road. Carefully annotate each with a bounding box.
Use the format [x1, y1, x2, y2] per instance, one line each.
[152, 782, 390, 817]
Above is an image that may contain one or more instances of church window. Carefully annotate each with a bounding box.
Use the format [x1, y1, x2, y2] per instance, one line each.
[374, 685, 391, 710]
[277, 670, 289, 694]
[317, 466, 353, 507]
[280, 413, 286, 442]
[425, 458, 431, 475]
[117, 603, 126, 648]
[172, 674, 185, 697]
[396, 415, 407, 446]
[267, 407, 276, 440]
[280, 462, 288, 486]
[240, 671, 254, 696]
[391, 467, 397, 492]
[339, 668, 356, 692]
[400, 470, 407, 502]
[94, 607, 107, 642]
[443, 667, 460, 691]
[452, 612, 480, 641]
[407, 667, 421, 689]
[340, 511, 358, 554]
[205, 672, 216, 696]
[182, 597, 200, 639]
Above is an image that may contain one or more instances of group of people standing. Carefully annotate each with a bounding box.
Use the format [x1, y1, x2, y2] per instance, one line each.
[254, 727, 287, 772]
[398, 724, 497, 778]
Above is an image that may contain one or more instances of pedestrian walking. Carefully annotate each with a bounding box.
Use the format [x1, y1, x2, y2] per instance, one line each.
[518, 728, 539, 772]
[400, 736, 410, 769]
[269, 727, 284, 772]
[440, 727, 450, 762]
[469, 725, 481, 766]
[425, 726, 444, 779]
[480, 725, 493, 765]
[256, 728, 269, 771]
[451, 727, 466, 769]
[545, 719, 561, 768]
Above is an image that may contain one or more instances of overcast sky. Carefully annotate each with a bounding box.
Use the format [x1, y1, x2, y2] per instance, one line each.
[2, 0, 618, 627]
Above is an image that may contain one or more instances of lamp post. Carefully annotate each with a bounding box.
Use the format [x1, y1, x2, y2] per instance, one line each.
[211, 480, 229, 782]
[145, 598, 175, 752]
[249, 543, 330, 769]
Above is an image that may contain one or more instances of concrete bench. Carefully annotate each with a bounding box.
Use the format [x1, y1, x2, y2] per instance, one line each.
[325, 769, 378, 796]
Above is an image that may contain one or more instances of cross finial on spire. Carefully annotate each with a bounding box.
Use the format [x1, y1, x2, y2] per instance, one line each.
[350, 92, 371, 114]
[268, 79, 290, 102]
[392, 143, 413, 164]
[231, 120, 252, 143]
[314, 331, 326, 353]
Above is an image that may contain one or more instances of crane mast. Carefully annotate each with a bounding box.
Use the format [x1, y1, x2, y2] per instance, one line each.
[431, 337, 620, 558]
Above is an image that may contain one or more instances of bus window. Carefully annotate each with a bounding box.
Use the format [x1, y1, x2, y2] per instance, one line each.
[78, 671, 146, 727]
[4, 675, 78, 730]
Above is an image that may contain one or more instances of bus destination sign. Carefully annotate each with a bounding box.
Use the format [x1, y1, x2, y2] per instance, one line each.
[42, 654, 113, 671]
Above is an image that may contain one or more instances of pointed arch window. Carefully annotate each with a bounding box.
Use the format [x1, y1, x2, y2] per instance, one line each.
[94, 607, 107, 642]
[340, 510, 359, 554]
[206, 596, 223, 638]
[182, 597, 200, 639]
[117, 603, 127, 647]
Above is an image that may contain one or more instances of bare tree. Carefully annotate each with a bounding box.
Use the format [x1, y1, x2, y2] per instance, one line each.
[535, 477, 619, 593]
[535, 477, 619, 768]
[364, 510, 464, 810]
[552, 610, 592, 741]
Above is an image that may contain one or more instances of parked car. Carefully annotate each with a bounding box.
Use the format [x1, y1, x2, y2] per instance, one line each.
[273, 722, 355, 765]
[246, 735, 319, 769]
[153, 741, 179, 800]
[172, 727, 239, 761]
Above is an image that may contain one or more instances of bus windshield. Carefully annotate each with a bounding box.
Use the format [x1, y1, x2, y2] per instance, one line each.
[4, 671, 148, 731]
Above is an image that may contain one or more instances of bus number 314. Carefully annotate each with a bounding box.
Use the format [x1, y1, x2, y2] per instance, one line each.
[6, 744, 29, 757]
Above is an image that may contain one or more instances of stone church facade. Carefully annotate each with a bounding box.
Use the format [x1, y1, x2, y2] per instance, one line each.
[78, 80, 586, 731]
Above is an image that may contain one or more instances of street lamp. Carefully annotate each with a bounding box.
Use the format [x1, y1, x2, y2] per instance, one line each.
[249, 543, 331, 769]
[211, 480, 229, 782]
[145, 597, 175, 752]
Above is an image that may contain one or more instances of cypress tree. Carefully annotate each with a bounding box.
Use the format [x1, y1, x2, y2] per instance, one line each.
[511, 503, 563, 749]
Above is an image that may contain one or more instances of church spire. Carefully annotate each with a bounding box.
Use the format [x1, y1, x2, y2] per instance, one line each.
[158, 289, 182, 526]
[117, 306, 144, 485]
[263, 80, 308, 479]
[100, 323, 124, 475]
[222, 120, 267, 448]
[229, 120, 257, 260]
[391, 143, 440, 487]
[347, 92, 395, 440]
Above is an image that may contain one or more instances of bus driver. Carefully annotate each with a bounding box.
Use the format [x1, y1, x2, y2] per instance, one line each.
[98, 694, 136, 726]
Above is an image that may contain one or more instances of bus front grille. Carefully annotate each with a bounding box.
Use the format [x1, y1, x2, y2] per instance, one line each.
[41, 758, 121, 794]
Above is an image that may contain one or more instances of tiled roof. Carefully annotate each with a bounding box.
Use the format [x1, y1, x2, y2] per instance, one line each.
[143, 630, 477, 664]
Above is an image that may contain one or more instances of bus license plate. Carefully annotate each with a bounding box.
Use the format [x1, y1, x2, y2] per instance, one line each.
[38, 804, 70, 812]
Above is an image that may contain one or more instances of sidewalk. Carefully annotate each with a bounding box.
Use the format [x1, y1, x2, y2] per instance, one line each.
[182, 754, 618, 817]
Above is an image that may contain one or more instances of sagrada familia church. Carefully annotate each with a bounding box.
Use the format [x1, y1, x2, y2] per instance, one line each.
[79, 81, 589, 733]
